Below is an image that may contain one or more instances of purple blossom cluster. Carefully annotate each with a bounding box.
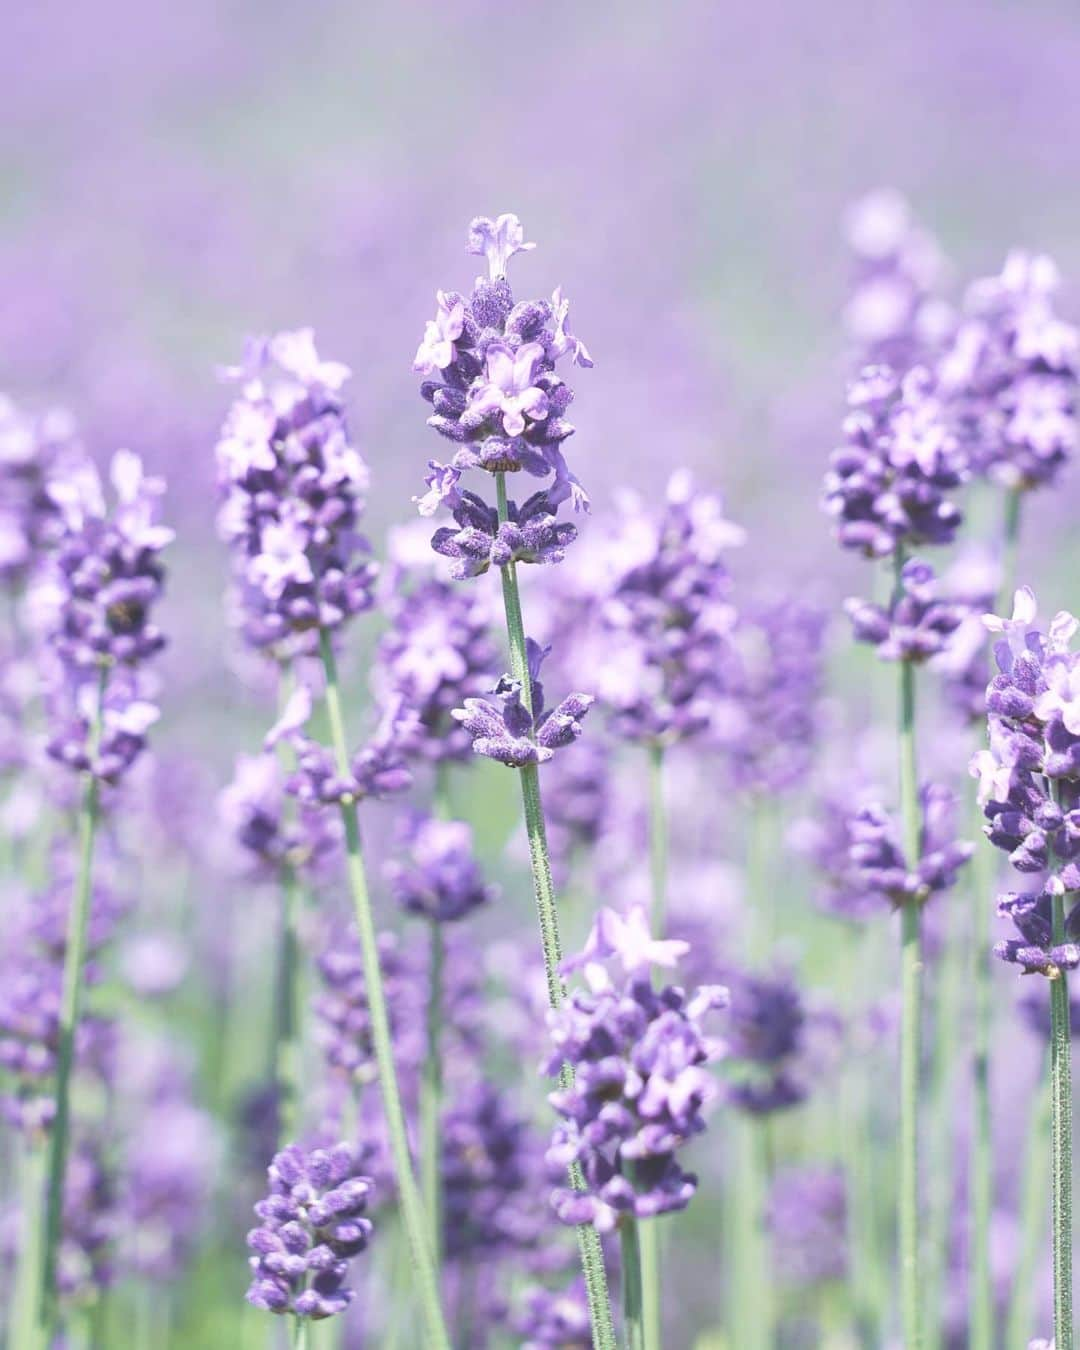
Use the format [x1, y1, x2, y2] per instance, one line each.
[385, 814, 495, 923]
[823, 365, 967, 559]
[453, 639, 593, 769]
[373, 569, 497, 761]
[766, 1166, 848, 1288]
[39, 450, 171, 784]
[413, 215, 589, 577]
[0, 870, 124, 1134]
[594, 472, 745, 746]
[216, 330, 377, 655]
[972, 588, 1080, 974]
[0, 394, 84, 590]
[513, 1279, 592, 1348]
[218, 752, 340, 883]
[939, 252, 1078, 490]
[544, 908, 728, 1231]
[845, 558, 968, 663]
[723, 968, 814, 1114]
[245, 1143, 374, 1320]
[725, 599, 828, 794]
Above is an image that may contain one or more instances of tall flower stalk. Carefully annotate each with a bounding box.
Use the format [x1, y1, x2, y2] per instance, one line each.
[971, 586, 1080, 1350]
[215, 331, 449, 1347]
[30, 450, 172, 1336]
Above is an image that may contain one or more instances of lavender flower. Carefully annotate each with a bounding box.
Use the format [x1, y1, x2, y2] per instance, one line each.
[0, 394, 84, 589]
[36, 450, 171, 784]
[385, 814, 495, 923]
[939, 252, 1078, 490]
[413, 215, 589, 573]
[441, 1079, 538, 1263]
[245, 1143, 374, 1319]
[972, 588, 1080, 974]
[724, 969, 813, 1115]
[594, 471, 744, 746]
[453, 639, 593, 768]
[544, 907, 728, 1231]
[845, 557, 968, 662]
[725, 599, 828, 794]
[823, 365, 967, 558]
[56, 1138, 117, 1305]
[216, 330, 376, 655]
[373, 566, 496, 762]
[766, 1166, 848, 1287]
[843, 784, 974, 910]
[218, 752, 340, 882]
[513, 1279, 592, 1348]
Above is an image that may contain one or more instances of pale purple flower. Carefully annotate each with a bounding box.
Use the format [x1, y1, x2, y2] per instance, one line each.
[413, 292, 466, 375]
[467, 342, 550, 438]
[467, 214, 536, 280]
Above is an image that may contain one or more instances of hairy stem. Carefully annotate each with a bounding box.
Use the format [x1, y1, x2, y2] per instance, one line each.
[494, 472, 618, 1350]
[1051, 887, 1074, 1350]
[318, 629, 450, 1350]
[40, 665, 107, 1333]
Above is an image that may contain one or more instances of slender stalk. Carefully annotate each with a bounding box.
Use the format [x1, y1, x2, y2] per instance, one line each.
[289, 1315, 310, 1350]
[968, 797, 995, 1350]
[970, 483, 1023, 1346]
[1000, 487, 1022, 604]
[1050, 887, 1074, 1350]
[420, 919, 444, 1274]
[40, 665, 107, 1332]
[925, 886, 964, 1350]
[317, 629, 450, 1350]
[273, 664, 304, 1145]
[493, 471, 618, 1350]
[9, 1137, 47, 1350]
[620, 1213, 647, 1350]
[896, 583, 923, 1349]
[1006, 1047, 1051, 1350]
[646, 744, 667, 939]
[728, 1111, 769, 1350]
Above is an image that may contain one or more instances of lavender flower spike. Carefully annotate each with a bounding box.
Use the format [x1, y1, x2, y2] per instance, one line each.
[246, 1143, 374, 1320]
[467, 214, 536, 280]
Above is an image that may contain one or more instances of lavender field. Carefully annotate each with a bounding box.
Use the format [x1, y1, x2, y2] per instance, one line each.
[4, 3, 1080, 1347]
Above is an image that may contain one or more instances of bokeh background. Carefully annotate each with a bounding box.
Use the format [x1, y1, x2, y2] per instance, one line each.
[5, 2, 1080, 1346]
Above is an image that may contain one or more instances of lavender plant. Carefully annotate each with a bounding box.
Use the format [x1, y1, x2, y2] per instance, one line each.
[414, 213, 617, 1348]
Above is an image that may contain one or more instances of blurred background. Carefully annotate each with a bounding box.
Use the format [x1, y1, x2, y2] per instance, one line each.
[5, 2, 1080, 1345]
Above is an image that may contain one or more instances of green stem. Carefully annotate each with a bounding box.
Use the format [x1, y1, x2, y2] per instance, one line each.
[728, 1112, 769, 1350]
[1000, 487, 1022, 605]
[9, 1137, 47, 1350]
[40, 665, 107, 1333]
[317, 630, 450, 1350]
[620, 1215, 646, 1350]
[1006, 1047, 1051, 1350]
[925, 881, 964, 1350]
[1051, 887, 1074, 1350]
[638, 1217, 661, 1350]
[968, 792, 995, 1350]
[420, 919, 444, 1275]
[493, 472, 618, 1350]
[289, 1315, 310, 1350]
[647, 744, 667, 940]
[273, 665, 304, 1145]
[897, 618, 923, 1349]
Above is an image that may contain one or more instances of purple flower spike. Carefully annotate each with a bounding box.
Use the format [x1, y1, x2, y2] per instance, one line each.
[975, 588, 1080, 975]
[415, 217, 590, 573]
[385, 815, 496, 923]
[824, 365, 967, 558]
[544, 910, 728, 1230]
[245, 1143, 374, 1319]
